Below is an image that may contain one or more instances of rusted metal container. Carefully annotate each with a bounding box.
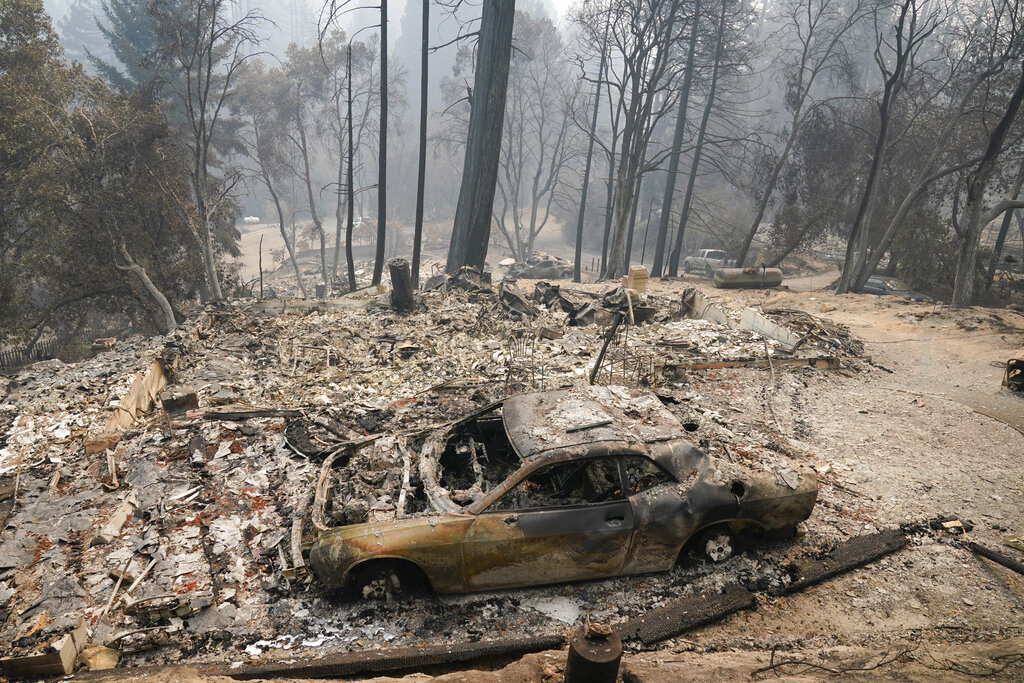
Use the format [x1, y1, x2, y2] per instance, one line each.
[713, 266, 783, 289]
[563, 622, 621, 683]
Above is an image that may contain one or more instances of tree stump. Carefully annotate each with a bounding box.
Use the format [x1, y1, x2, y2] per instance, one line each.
[389, 258, 415, 312]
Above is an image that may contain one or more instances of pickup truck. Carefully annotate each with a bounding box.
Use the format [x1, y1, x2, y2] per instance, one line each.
[683, 249, 734, 277]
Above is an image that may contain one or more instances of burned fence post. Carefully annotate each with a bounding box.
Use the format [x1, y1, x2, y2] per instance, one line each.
[389, 258, 415, 312]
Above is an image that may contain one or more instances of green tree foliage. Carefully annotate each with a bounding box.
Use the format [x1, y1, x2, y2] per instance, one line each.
[148, 0, 260, 301]
[55, 0, 111, 69]
[90, 0, 165, 89]
[1, 0, 78, 337]
[1, 0, 201, 344]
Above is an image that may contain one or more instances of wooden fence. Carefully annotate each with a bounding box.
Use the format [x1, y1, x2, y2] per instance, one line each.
[0, 338, 58, 372]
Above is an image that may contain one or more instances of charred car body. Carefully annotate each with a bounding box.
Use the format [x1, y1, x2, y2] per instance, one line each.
[308, 386, 817, 597]
[505, 253, 575, 280]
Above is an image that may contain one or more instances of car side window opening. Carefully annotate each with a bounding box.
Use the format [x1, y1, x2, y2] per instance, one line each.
[623, 455, 674, 494]
[491, 457, 624, 511]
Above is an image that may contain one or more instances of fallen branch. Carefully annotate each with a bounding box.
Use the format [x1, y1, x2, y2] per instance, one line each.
[752, 646, 916, 677]
[968, 541, 1024, 576]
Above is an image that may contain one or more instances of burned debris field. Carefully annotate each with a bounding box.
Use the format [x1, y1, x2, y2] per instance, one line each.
[11, 0, 1024, 677]
[1, 276, 1023, 680]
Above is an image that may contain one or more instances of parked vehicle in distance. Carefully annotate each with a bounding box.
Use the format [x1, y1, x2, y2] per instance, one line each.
[506, 252, 574, 279]
[683, 249, 735, 277]
[308, 386, 818, 600]
[860, 276, 933, 302]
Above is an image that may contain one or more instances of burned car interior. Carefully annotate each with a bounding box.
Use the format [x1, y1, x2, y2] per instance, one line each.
[436, 411, 520, 503]
[490, 456, 625, 511]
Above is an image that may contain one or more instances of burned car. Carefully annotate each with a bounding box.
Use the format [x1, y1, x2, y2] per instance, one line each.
[307, 386, 817, 598]
[860, 275, 933, 302]
[506, 252, 575, 280]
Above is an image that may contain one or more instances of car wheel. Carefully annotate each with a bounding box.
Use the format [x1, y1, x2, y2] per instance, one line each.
[699, 529, 734, 562]
[350, 561, 425, 602]
[705, 265, 715, 280]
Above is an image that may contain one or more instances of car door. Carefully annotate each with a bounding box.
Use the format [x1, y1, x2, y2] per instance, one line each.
[621, 455, 692, 574]
[461, 457, 634, 590]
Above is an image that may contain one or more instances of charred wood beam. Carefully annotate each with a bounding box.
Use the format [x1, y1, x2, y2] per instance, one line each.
[782, 528, 908, 594]
[615, 583, 754, 646]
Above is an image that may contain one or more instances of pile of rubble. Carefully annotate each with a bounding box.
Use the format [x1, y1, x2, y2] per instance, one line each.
[0, 277, 868, 675]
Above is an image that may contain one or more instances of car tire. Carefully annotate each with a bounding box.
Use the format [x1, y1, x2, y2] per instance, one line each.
[704, 265, 715, 280]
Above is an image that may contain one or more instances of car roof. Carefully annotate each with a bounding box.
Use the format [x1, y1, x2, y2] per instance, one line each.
[502, 385, 684, 459]
[866, 275, 910, 290]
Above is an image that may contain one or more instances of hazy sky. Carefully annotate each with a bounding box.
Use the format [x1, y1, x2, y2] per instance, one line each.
[390, 0, 574, 41]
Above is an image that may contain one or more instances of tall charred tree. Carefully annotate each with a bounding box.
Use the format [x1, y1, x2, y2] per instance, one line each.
[446, 0, 516, 274]
[346, 45, 357, 291]
[574, 14, 610, 283]
[668, 0, 729, 277]
[651, 0, 700, 278]
[412, 0, 429, 287]
[951, 59, 1024, 308]
[372, 0, 388, 285]
[602, 0, 683, 280]
[836, 0, 936, 294]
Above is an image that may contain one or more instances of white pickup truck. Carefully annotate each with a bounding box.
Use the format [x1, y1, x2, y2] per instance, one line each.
[683, 249, 734, 277]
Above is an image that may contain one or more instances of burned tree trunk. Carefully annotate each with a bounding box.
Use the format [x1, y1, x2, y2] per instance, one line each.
[389, 258, 414, 311]
[332, 128, 345, 286]
[668, 0, 728, 277]
[574, 16, 610, 283]
[624, 172, 645, 267]
[952, 59, 1024, 308]
[411, 0, 429, 288]
[651, 0, 700, 278]
[600, 149, 617, 275]
[372, 0, 389, 286]
[446, 0, 516, 274]
[346, 45, 357, 292]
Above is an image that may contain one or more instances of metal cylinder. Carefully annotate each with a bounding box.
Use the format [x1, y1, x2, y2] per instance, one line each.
[563, 622, 621, 683]
[713, 266, 784, 289]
